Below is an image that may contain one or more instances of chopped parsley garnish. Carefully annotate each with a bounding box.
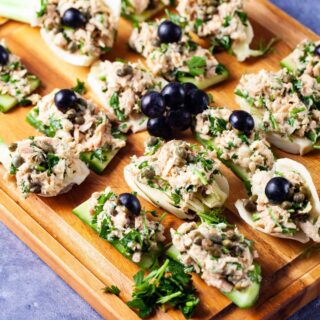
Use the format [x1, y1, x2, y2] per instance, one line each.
[127, 259, 199, 319]
[236, 11, 248, 26]
[103, 285, 121, 296]
[187, 56, 206, 77]
[109, 93, 125, 121]
[72, 79, 86, 94]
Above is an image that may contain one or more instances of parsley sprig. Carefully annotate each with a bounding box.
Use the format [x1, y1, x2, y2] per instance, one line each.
[127, 259, 199, 319]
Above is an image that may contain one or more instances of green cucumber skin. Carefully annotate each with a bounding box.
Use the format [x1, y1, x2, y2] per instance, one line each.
[177, 70, 229, 90]
[194, 132, 252, 193]
[0, 78, 40, 113]
[280, 55, 295, 74]
[166, 245, 261, 308]
[72, 200, 162, 269]
[27, 109, 126, 174]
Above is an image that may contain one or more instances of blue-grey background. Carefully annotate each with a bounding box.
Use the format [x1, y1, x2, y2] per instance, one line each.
[0, 1, 319, 319]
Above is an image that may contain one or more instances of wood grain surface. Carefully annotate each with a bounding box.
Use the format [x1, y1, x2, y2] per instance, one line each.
[0, 0, 319, 319]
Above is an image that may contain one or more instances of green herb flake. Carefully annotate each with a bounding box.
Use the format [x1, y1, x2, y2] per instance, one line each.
[72, 79, 86, 94]
[187, 56, 206, 77]
[103, 285, 121, 296]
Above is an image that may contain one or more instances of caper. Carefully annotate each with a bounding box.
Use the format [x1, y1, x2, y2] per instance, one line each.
[194, 237, 202, 245]
[226, 230, 235, 239]
[226, 123, 232, 130]
[142, 167, 155, 179]
[151, 39, 161, 47]
[8, 143, 18, 152]
[12, 155, 24, 168]
[75, 116, 85, 125]
[250, 194, 258, 202]
[281, 201, 292, 210]
[287, 187, 295, 200]
[293, 192, 305, 203]
[30, 183, 41, 194]
[116, 64, 133, 77]
[263, 121, 270, 128]
[66, 108, 77, 120]
[211, 235, 222, 244]
[222, 239, 232, 248]
[300, 186, 309, 196]
[244, 199, 257, 213]
[69, 42, 78, 53]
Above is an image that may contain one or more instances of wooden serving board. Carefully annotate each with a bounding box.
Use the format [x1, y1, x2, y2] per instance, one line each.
[0, 1, 319, 319]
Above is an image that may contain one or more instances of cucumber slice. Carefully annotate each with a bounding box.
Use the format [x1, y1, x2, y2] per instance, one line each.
[73, 200, 162, 269]
[280, 54, 296, 74]
[178, 69, 229, 90]
[166, 245, 261, 308]
[27, 108, 126, 174]
[122, 4, 165, 22]
[0, 77, 40, 113]
[194, 132, 252, 192]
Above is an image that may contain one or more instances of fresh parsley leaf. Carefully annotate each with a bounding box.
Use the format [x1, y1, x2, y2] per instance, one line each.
[236, 11, 248, 26]
[187, 56, 206, 77]
[72, 79, 86, 94]
[37, 0, 48, 17]
[128, 259, 199, 319]
[103, 285, 121, 296]
[110, 93, 125, 121]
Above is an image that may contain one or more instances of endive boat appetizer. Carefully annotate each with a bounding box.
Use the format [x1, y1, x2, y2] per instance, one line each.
[235, 159, 320, 243]
[26, 88, 126, 174]
[176, 0, 273, 61]
[167, 213, 261, 308]
[129, 19, 229, 89]
[73, 187, 165, 268]
[88, 60, 167, 132]
[122, 0, 169, 22]
[236, 69, 320, 154]
[0, 0, 121, 66]
[194, 107, 275, 191]
[0, 40, 40, 112]
[281, 39, 320, 77]
[124, 139, 229, 219]
[0, 136, 89, 197]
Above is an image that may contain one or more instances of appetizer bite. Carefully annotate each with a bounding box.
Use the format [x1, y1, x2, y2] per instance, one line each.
[27, 88, 126, 174]
[0, 136, 89, 197]
[73, 187, 165, 268]
[88, 60, 166, 132]
[124, 139, 229, 220]
[129, 19, 229, 89]
[236, 69, 320, 154]
[0, 40, 40, 112]
[122, 0, 170, 22]
[236, 159, 320, 243]
[176, 0, 273, 61]
[167, 213, 261, 308]
[281, 39, 320, 77]
[194, 107, 275, 191]
[0, 0, 121, 66]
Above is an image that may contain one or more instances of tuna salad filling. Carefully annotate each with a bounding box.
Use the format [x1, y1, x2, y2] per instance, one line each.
[88, 61, 165, 132]
[177, 0, 248, 42]
[241, 168, 320, 241]
[0, 40, 40, 111]
[7, 136, 89, 197]
[129, 20, 228, 87]
[28, 89, 126, 154]
[236, 69, 320, 147]
[194, 107, 274, 178]
[37, 0, 117, 58]
[176, 0, 272, 61]
[122, 0, 170, 20]
[86, 187, 165, 263]
[125, 138, 229, 218]
[170, 221, 259, 292]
